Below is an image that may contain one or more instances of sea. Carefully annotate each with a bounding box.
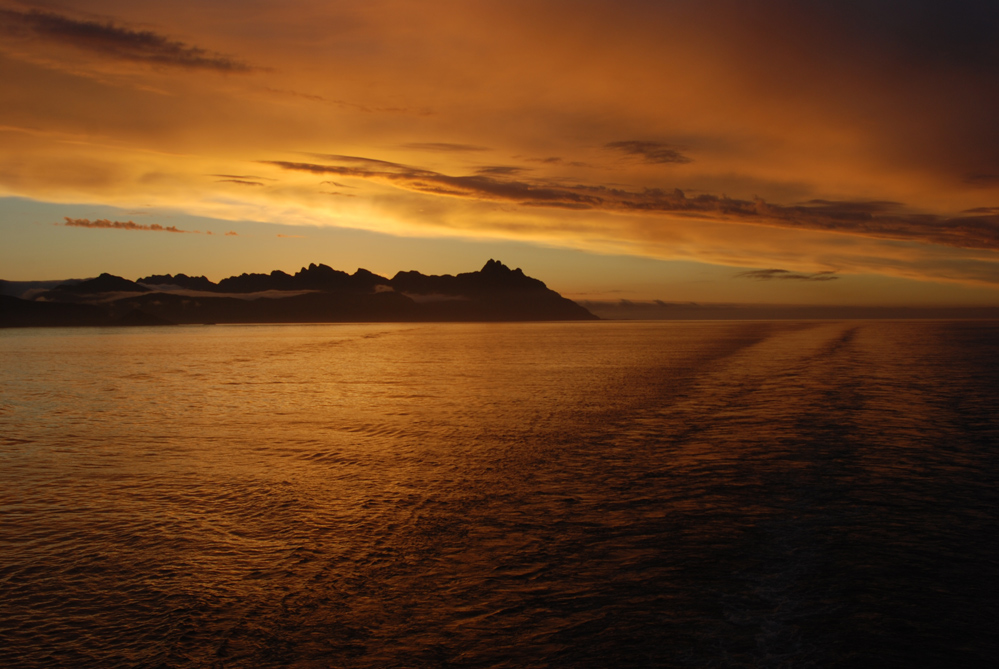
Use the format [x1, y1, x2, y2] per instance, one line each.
[1, 320, 997, 668]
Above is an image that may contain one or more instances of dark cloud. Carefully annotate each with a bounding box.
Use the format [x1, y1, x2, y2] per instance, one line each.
[402, 143, 489, 152]
[736, 269, 839, 281]
[523, 156, 590, 168]
[263, 159, 602, 206]
[216, 179, 265, 186]
[747, 200, 999, 251]
[263, 157, 999, 251]
[0, 8, 253, 72]
[795, 199, 902, 216]
[606, 141, 692, 164]
[211, 173, 271, 186]
[475, 166, 527, 176]
[210, 174, 272, 180]
[62, 217, 195, 233]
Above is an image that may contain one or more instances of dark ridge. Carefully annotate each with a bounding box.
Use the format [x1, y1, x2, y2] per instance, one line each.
[214, 264, 391, 293]
[288, 263, 351, 291]
[138, 273, 217, 291]
[3, 261, 598, 325]
[351, 268, 391, 292]
[216, 269, 297, 293]
[152, 260, 540, 296]
[54, 273, 151, 295]
[390, 259, 548, 296]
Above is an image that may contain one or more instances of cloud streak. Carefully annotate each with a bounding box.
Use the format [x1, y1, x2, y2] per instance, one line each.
[63, 217, 195, 233]
[1, 8, 253, 72]
[402, 142, 489, 152]
[263, 157, 999, 251]
[216, 179, 265, 186]
[61, 217, 240, 235]
[606, 141, 692, 164]
[736, 269, 838, 281]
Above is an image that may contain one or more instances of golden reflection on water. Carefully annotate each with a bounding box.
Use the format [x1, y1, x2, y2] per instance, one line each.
[1, 321, 998, 667]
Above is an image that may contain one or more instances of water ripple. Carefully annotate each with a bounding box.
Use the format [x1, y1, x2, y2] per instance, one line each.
[1, 321, 997, 667]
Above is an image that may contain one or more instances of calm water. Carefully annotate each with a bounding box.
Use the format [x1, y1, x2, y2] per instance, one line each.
[1, 321, 997, 668]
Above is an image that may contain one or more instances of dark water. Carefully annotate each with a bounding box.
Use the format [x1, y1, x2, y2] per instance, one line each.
[1, 320, 997, 668]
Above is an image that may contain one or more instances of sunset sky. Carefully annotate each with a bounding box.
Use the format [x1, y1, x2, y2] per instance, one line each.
[2, 0, 998, 305]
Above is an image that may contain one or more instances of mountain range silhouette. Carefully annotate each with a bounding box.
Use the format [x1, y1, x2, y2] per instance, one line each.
[1, 260, 596, 327]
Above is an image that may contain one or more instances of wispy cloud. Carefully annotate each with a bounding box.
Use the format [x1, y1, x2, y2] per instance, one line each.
[1, 8, 253, 72]
[62, 217, 196, 233]
[211, 173, 268, 186]
[262, 159, 604, 208]
[209, 174, 273, 181]
[216, 179, 265, 186]
[263, 156, 999, 251]
[61, 217, 239, 236]
[522, 156, 589, 168]
[736, 269, 839, 281]
[308, 153, 411, 169]
[474, 166, 527, 176]
[606, 140, 692, 164]
[402, 142, 489, 152]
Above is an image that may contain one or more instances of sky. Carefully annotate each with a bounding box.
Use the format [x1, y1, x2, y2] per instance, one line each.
[2, 0, 999, 306]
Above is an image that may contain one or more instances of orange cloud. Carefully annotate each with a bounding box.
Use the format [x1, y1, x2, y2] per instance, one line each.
[1, 0, 997, 299]
[736, 269, 838, 282]
[0, 6, 253, 72]
[605, 141, 692, 165]
[62, 217, 195, 233]
[263, 157, 999, 252]
[216, 179, 265, 186]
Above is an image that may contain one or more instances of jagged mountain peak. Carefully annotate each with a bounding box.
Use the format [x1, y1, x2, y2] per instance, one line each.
[480, 259, 524, 276]
[3, 260, 597, 325]
[56, 273, 151, 294]
[138, 273, 216, 291]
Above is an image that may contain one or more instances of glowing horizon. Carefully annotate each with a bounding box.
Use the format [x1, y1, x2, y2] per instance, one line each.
[3, 0, 998, 305]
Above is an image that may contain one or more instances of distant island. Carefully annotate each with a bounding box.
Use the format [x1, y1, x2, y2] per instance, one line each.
[0, 260, 597, 327]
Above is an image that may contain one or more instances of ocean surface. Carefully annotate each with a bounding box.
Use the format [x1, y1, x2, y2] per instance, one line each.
[1, 320, 997, 668]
